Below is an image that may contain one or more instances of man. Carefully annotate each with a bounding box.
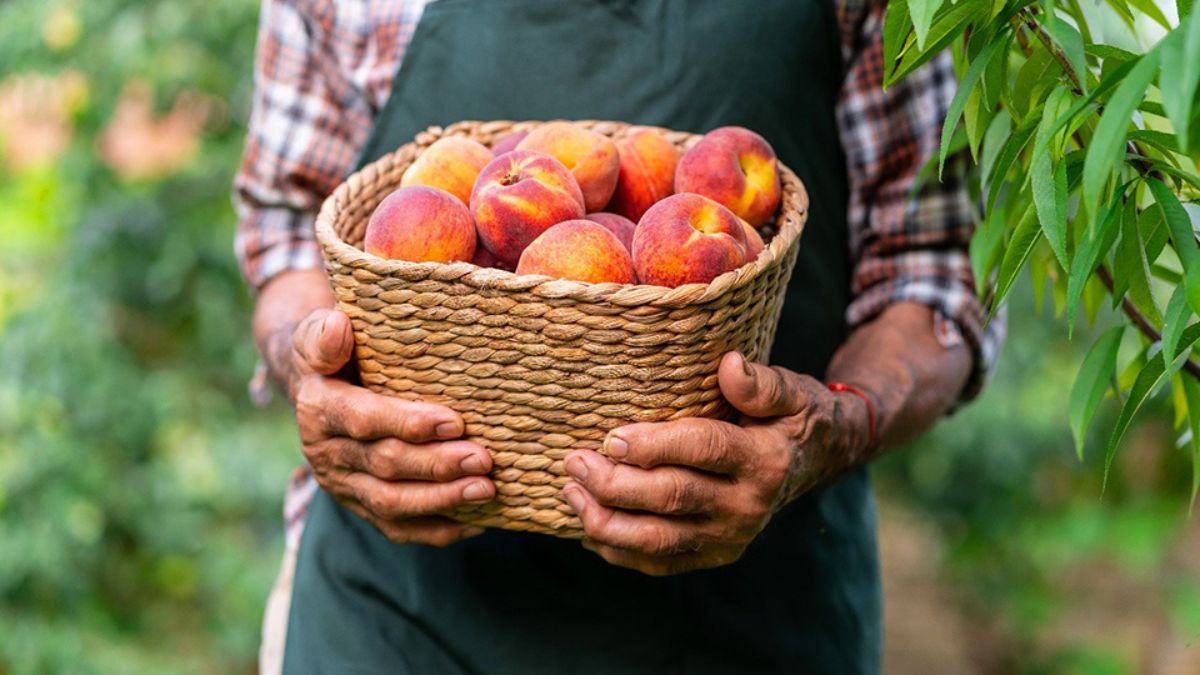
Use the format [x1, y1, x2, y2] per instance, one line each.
[236, 0, 1000, 672]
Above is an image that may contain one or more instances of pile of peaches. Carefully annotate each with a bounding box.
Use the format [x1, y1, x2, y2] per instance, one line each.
[363, 122, 782, 287]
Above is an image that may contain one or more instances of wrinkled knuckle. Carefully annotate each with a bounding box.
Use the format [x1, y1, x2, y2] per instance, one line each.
[431, 454, 462, 482]
[371, 490, 405, 520]
[580, 506, 613, 540]
[643, 527, 682, 557]
[661, 474, 696, 514]
[399, 409, 432, 440]
[369, 442, 402, 479]
[588, 466, 618, 502]
[343, 412, 372, 440]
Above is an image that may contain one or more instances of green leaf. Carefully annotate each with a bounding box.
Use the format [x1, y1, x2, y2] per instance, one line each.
[1128, 0, 1172, 29]
[1085, 43, 1138, 64]
[1051, 16, 1088, 91]
[1081, 48, 1162, 222]
[964, 86, 992, 162]
[1067, 192, 1123, 331]
[1070, 326, 1124, 460]
[992, 202, 1042, 316]
[1139, 202, 1168, 266]
[986, 112, 1041, 215]
[980, 37, 1008, 110]
[1161, 10, 1200, 153]
[1181, 0, 1195, 20]
[1033, 158, 1070, 269]
[884, 0, 914, 69]
[1105, 323, 1200, 491]
[1127, 130, 1188, 166]
[1163, 284, 1192, 369]
[1114, 195, 1163, 325]
[1182, 375, 1200, 507]
[886, 0, 989, 86]
[1147, 177, 1198, 271]
[1186, 253, 1200, 316]
[980, 109, 1012, 184]
[939, 38, 1005, 178]
[970, 194, 1008, 294]
[1012, 46, 1057, 117]
[909, 0, 945, 50]
[1031, 85, 1073, 268]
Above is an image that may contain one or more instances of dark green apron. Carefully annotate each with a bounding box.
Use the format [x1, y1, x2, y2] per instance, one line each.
[283, 1, 880, 672]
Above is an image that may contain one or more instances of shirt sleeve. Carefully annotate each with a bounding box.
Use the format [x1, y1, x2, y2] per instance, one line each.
[836, 0, 1004, 401]
[232, 0, 379, 292]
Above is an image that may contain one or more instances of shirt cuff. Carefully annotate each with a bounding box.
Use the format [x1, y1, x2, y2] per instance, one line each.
[234, 207, 325, 293]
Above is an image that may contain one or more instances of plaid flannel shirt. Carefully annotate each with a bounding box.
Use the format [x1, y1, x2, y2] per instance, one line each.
[234, 0, 1004, 550]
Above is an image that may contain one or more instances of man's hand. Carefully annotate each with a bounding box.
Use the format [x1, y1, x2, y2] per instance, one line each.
[561, 351, 871, 576]
[280, 308, 496, 546]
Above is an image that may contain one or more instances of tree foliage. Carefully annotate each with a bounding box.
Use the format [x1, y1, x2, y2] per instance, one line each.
[887, 0, 1200, 492]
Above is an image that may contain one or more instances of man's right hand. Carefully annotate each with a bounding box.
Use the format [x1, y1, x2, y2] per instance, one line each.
[282, 308, 496, 546]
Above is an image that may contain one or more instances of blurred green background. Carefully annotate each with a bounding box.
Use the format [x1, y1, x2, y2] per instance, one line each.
[1, 1, 1198, 673]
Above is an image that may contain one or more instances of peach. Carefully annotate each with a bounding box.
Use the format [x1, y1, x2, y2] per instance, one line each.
[674, 126, 781, 226]
[740, 218, 765, 262]
[631, 193, 747, 287]
[606, 128, 679, 222]
[470, 245, 512, 271]
[470, 150, 585, 265]
[364, 186, 476, 263]
[584, 212, 636, 252]
[400, 136, 493, 206]
[491, 130, 529, 156]
[517, 122, 619, 212]
[516, 220, 635, 284]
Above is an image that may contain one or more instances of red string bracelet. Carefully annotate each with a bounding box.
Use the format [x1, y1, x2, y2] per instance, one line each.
[827, 382, 876, 448]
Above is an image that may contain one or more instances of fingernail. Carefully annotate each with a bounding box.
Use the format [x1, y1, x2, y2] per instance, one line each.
[436, 421, 462, 439]
[605, 433, 628, 459]
[738, 353, 754, 378]
[460, 454, 488, 475]
[565, 455, 589, 482]
[563, 485, 586, 516]
[463, 481, 491, 502]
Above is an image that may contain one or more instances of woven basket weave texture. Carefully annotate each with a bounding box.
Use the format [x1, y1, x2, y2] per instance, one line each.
[316, 120, 808, 538]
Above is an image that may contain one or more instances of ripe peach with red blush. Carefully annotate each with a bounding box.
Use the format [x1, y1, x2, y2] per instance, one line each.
[470, 150, 585, 266]
[516, 219, 636, 284]
[491, 130, 529, 156]
[632, 193, 747, 287]
[607, 128, 679, 222]
[400, 136, 493, 206]
[584, 212, 636, 252]
[740, 219, 764, 262]
[364, 186, 476, 263]
[675, 126, 781, 226]
[517, 122, 619, 211]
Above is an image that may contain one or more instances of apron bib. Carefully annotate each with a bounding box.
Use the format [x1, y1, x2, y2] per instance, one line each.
[284, 1, 880, 672]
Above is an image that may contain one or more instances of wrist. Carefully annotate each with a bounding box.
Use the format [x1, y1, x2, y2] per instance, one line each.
[263, 320, 303, 402]
[827, 382, 877, 462]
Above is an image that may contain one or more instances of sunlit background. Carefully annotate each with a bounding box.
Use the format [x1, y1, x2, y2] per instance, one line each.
[1, 2, 1198, 673]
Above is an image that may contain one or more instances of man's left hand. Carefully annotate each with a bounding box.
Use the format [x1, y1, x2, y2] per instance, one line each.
[562, 351, 871, 576]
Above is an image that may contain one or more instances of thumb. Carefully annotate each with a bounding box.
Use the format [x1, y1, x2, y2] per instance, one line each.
[717, 351, 811, 419]
[293, 309, 354, 375]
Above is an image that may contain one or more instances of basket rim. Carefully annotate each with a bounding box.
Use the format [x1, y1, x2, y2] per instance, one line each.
[315, 119, 809, 309]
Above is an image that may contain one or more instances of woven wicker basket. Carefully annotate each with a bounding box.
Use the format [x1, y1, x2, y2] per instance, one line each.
[315, 120, 808, 539]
